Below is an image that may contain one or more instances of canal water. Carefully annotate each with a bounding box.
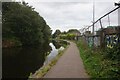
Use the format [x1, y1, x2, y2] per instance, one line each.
[2, 40, 67, 79]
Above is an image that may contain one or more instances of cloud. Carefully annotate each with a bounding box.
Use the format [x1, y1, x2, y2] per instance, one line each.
[27, 2, 93, 32]
[16, 0, 120, 2]
[15, 0, 119, 32]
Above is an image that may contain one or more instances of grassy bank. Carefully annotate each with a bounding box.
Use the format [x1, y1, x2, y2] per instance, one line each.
[29, 43, 69, 79]
[76, 39, 120, 79]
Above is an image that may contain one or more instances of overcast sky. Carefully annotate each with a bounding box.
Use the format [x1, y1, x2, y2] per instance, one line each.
[16, 0, 120, 33]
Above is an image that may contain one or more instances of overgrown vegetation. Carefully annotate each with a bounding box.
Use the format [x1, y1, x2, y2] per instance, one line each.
[76, 39, 120, 79]
[2, 2, 51, 47]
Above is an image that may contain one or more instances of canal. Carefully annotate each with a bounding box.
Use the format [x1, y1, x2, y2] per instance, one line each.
[2, 40, 67, 79]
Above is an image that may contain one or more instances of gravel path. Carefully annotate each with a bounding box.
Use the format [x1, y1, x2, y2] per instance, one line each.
[44, 42, 89, 78]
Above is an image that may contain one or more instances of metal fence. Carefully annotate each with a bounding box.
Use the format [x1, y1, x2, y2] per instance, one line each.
[78, 3, 120, 48]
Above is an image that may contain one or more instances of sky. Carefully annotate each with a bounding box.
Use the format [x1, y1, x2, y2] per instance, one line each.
[15, 0, 120, 33]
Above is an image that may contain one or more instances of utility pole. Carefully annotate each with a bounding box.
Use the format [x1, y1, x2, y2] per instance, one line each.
[92, 1, 95, 47]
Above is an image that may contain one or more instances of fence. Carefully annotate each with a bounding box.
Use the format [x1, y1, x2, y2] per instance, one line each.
[78, 3, 120, 48]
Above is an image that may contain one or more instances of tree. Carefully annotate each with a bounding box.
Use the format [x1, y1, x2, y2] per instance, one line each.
[2, 2, 51, 47]
[42, 25, 52, 43]
[52, 29, 61, 38]
[67, 29, 80, 34]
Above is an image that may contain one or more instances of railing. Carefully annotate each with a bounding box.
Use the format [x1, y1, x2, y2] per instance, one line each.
[79, 2, 120, 48]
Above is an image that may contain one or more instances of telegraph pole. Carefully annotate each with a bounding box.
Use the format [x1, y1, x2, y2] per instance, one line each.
[92, 1, 95, 47]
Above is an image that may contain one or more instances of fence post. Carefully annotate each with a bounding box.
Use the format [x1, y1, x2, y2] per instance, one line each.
[99, 19, 103, 28]
[108, 14, 110, 26]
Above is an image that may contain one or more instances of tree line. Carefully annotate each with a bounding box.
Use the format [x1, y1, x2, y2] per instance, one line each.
[2, 2, 51, 47]
[52, 29, 81, 40]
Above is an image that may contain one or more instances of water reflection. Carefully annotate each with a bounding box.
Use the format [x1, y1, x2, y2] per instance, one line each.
[52, 40, 61, 49]
[44, 43, 59, 65]
[44, 40, 65, 65]
[2, 43, 51, 79]
[2, 40, 67, 79]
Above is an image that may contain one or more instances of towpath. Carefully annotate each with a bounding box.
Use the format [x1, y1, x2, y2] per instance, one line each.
[44, 41, 89, 78]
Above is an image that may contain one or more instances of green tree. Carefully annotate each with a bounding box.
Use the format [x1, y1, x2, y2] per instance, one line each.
[52, 29, 61, 38]
[42, 25, 52, 43]
[2, 2, 51, 47]
[67, 29, 80, 34]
